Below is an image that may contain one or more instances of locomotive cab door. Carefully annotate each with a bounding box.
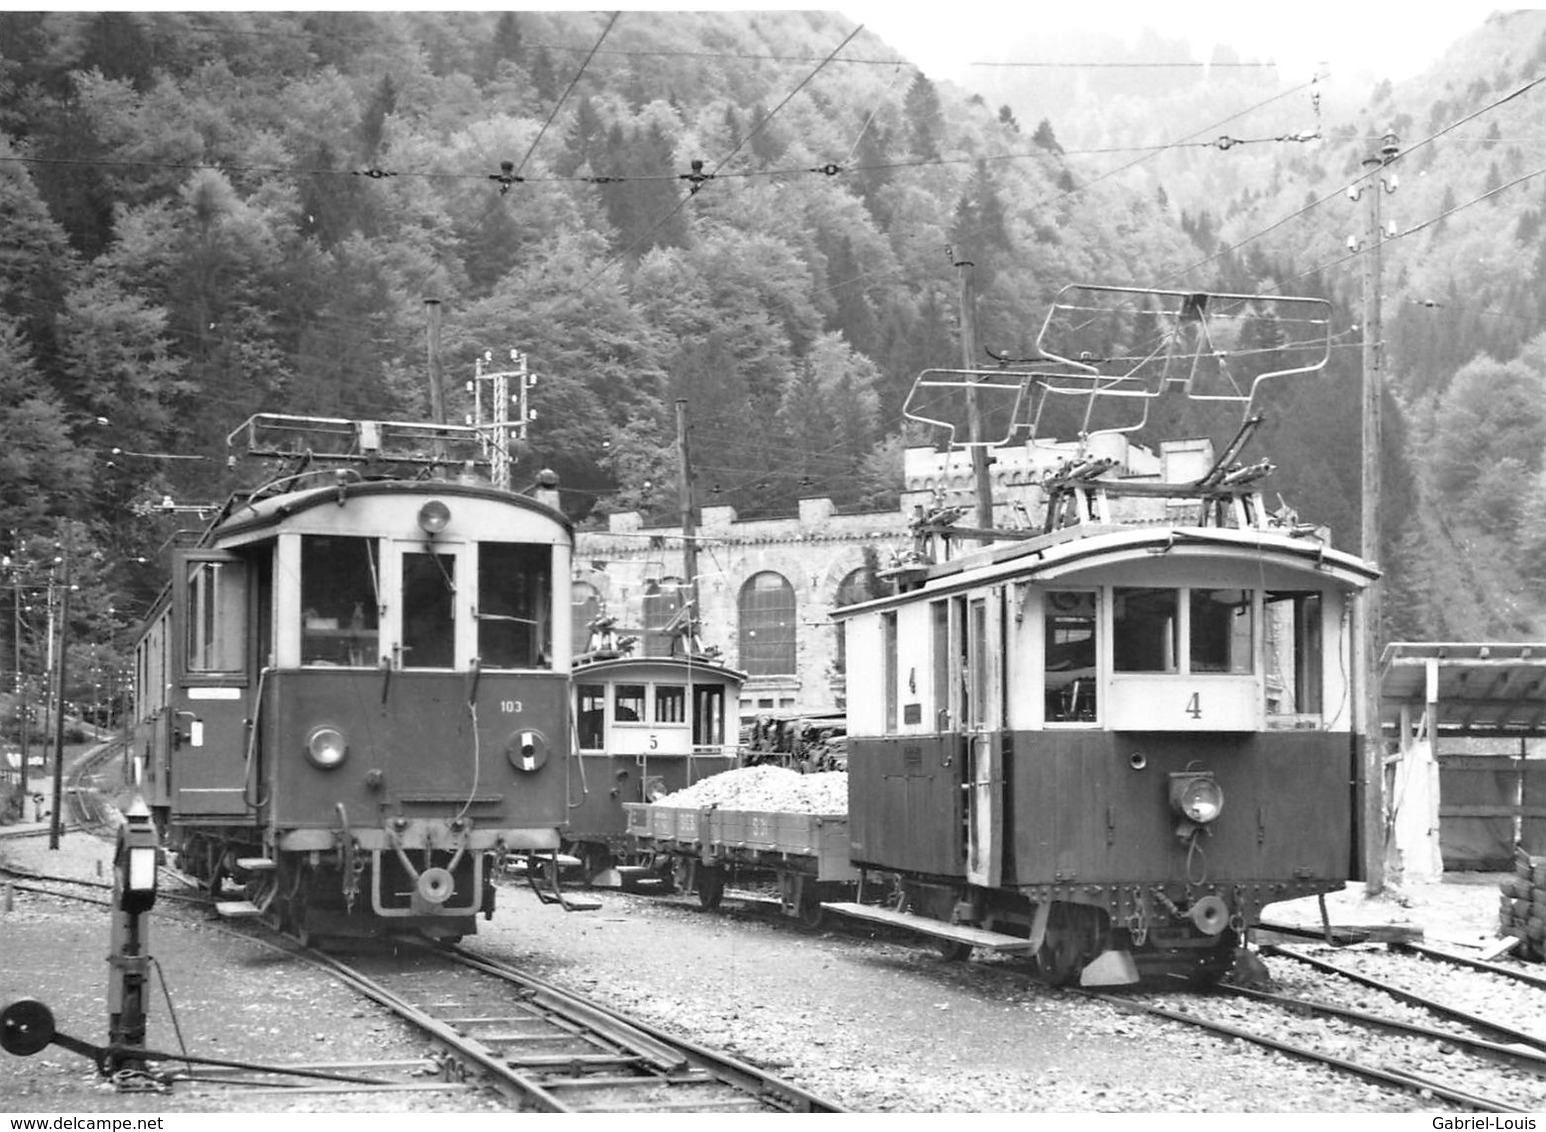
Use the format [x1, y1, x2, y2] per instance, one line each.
[964, 592, 1005, 887]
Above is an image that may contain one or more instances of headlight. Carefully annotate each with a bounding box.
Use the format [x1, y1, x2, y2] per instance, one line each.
[417, 499, 451, 535]
[306, 726, 348, 769]
[1169, 772, 1223, 823]
[644, 776, 669, 802]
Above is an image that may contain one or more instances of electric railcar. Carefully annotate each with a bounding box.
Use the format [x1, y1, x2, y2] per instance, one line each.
[129, 418, 574, 943]
[564, 624, 745, 886]
[832, 467, 1378, 984]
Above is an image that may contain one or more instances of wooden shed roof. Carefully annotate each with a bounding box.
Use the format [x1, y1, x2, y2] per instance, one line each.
[1380, 642, 1546, 738]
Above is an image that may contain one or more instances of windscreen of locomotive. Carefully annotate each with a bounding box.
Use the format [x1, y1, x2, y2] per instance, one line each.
[300, 536, 379, 666]
[477, 542, 551, 669]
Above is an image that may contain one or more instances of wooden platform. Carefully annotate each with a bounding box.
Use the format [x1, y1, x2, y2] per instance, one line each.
[820, 902, 1036, 951]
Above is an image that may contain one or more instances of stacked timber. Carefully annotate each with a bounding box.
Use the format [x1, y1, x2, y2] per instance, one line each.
[1499, 847, 1546, 961]
[653, 764, 847, 814]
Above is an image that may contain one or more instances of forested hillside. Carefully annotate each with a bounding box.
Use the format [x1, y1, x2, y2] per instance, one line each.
[1185, 9, 1546, 641]
[0, 8, 1527, 717]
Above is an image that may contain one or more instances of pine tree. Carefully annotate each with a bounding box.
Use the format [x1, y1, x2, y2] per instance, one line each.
[903, 74, 944, 160]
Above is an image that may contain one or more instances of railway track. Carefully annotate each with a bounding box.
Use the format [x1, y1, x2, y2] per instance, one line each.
[290, 936, 844, 1112]
[1, 823, 844, 1111]
[1080, 940, 1546, 1112]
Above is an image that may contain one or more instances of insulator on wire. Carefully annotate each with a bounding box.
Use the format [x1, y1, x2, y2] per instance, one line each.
[490, 160, 523, 195]
[680, 159, 712, 193]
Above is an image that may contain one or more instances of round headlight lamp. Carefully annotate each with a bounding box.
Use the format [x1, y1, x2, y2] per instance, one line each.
[1170, 772, 1223, 824]
[306, 726, 349, 770]
[417, 499, 451, 536]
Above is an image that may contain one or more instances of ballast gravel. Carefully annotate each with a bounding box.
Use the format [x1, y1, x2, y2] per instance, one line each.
[2, 826, 1538, 1113]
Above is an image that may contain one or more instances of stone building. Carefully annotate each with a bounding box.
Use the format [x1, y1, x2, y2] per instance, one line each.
[574, 435, 1206, 723]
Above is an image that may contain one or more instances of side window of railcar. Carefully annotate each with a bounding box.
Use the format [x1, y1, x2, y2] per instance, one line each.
[300, 536, 379, 667]
[576, 684, 605, 750]
[1044, 590, 1097, 723]
[1189, 589, 1254, 673]
[478, 542, 551, 669]
[1113, 588, 1180, 673]
[1264, 591, 1324, 720]
[186, 560, 247, 674]
[655, 684, 686, 724]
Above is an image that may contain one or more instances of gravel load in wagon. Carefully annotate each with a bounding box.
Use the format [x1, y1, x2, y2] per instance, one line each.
[624, 766, 856, 886]
[651, 764, 847, 813]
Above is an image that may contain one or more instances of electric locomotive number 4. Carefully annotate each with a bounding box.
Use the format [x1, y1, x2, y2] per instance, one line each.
[825, 285, 1379, 986]
[127, 413, 578, 944]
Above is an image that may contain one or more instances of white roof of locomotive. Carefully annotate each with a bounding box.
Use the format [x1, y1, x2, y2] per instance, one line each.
[833, 521, 1378, 619]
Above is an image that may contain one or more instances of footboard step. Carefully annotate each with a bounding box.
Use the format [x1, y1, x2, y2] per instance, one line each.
[215, 900, 262, 918]
[820, 902, 1036, 950]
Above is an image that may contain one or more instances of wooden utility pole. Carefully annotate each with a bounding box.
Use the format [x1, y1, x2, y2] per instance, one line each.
[48, 540, 69, 850]
[955, 257, 994, 538]
[1357, 132, 1399, 893]
[425, 299, 446, 424]
[675, 399, 699, 650]
[425, 299, 447, 466]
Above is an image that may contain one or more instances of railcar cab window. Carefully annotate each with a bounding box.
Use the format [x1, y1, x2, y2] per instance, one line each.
[655, 684, 686, 724]
[1113, 588, 1178, 672]
[185, 559, 247, 674]
[576, 684, 605, 750]
[1190, 589, 1254, 673]
[614, 684, 646, 722]
[477, 542, 551, 669]
[1044, 590, 1096, 722]
[300, 536, 378, 667]
[1113, 587, 1257, 675]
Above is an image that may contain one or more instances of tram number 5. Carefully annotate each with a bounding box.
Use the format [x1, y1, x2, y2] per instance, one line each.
[1184, 692, 1202, 720]
[500, 700, 523, 714]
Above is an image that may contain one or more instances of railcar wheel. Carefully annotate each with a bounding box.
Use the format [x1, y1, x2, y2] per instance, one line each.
[1187, 930, 1241, 987]
[671, 857, 694, 896]
[579, 842, 613, 884]
[1036, 903, 1103, 985]
[697, 866, 725, 910]
[798, 891, 827, 931]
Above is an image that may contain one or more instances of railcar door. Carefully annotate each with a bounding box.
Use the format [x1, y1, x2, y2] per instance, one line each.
[964, 591, 1004, 887]
[169, 552, 254, 818]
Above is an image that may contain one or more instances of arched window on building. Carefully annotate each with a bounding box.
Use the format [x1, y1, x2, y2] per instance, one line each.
[642, 577, 685, 656]
[571, 580, 601, 656]
[833, 566, 878, 677]
[739, 572, 796, 675]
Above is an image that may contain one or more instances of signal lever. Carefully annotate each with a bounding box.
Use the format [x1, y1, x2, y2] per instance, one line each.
[1, 997, 389, 1089]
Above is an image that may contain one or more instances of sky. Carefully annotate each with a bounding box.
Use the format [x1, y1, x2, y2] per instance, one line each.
[841, 2, 1512, 86]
